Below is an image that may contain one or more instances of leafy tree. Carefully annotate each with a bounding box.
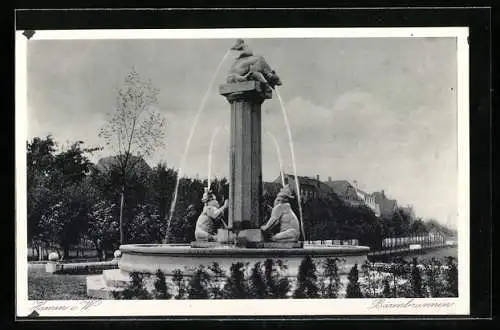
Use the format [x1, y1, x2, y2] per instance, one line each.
[86, 200, 119, 260]
[187, 266, 211, 299]
[52, 141, 101, 186]
[410, 218, 429, 236]
[38, 180, 96, 257]
[293, 256, 320, 298]
[222, 262, 250, 299]
[153, 269, 171, 299]
[27, 136, 57, 245]
[27, 136, 99, 259]
[320, 258, 342, 298]
[148, 163, 177, 221]
[345, 264, 362, 298]
[99, 69, 166, 244]
[127, 204, 164, 244]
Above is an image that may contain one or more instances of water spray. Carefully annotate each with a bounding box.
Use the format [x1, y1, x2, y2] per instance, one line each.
[266, 131, 286, 187]
[165, 50, 230, 243]
[274, 88, 306, 242]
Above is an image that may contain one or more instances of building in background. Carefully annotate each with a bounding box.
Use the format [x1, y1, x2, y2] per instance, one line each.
[372, 190, 399, 219]
[352, 181, 381, 217]
[325, 178, 381, 217]
[324, 178, 362, 206]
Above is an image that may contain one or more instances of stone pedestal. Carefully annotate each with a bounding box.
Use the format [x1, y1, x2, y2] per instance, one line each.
[219, 81, 272, 231]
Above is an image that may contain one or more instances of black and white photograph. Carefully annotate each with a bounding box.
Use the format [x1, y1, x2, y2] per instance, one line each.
[16, 27, 470, 317]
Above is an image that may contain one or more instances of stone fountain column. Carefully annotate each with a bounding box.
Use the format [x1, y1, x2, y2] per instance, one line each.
[219, 81, 272, 235]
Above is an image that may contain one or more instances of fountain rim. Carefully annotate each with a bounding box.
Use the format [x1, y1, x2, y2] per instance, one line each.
[119, 243, 370, 257]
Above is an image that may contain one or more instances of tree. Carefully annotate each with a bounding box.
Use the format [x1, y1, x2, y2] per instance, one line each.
[222, 262, 250, 299]
[117, 272, 151, 299]
[172, 269, 187, 300]
[207, 263, 226, 299]
[388, 257, 410, 297]
[99, 69, 166, 244]
[263, 259, 290, 299]
[148, 163, 177, 221]
[382, 277, 392, 298]
[249, 262, 267, 299]
[410, 257, 424, 298]
[444, 256, 458, 297]
[153, 269, 172, 299]
[424, 258, 445, 297]
[52, 141, 101, 186]
[321, 258, 342, 298]
[293, 256, 320, 298]
[87, 200, 119, 260]
[361, 260, 382, 298]
[409, 218, 429, 236]
[38, 180, 96, 257]
[127, 204, 164, 244]
[345, 264, 362, 298]
[26, 136, 58, 257]
[187, 266, 211, 299]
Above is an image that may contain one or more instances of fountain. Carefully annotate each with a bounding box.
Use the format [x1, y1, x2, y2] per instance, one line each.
[86, 39, 369, 299]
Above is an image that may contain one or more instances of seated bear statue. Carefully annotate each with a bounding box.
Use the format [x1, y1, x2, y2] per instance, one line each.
[226, 39, 282, 89]
[194, 188, 229, 242]
[260, 185, 300, 243]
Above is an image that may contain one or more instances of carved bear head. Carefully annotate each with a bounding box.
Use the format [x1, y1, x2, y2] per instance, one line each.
[265, 70, 283, 89]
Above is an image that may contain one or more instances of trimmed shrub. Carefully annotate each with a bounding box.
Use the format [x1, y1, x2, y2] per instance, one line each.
[320, 258, 342, 298]
[187, 266, 211, 299]
[222, 262, 250, 299]
[172, 269, 187, 300]
[293, 256, 320, 298]
[346, 264, 362, 298]
[115, 272, 151, 299]
[249, 262, 267, 299]
[264, 259, 290, 299]
[444, 256, 458, 297]
[153, 269, 171, 299]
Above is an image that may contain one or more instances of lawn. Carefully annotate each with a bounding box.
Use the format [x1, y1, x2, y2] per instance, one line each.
[28, 267, 88, 300]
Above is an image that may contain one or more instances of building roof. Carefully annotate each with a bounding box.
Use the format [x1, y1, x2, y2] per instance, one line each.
[277, 173, 334, 195]
[324, 180, 360, 200]
[263, 181, 282, 195]
[372, 191, 398, 218]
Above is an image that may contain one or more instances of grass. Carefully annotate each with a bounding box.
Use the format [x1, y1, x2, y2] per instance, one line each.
[28, 267, 88, 300]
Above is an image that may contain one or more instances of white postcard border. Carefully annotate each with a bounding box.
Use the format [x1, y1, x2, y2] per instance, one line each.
[15, 27, 470, 317]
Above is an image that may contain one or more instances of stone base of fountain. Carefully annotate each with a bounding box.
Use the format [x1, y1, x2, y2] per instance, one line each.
[86, 243, 370, 299]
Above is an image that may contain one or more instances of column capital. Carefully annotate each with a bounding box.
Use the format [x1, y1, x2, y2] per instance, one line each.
[219, 81, 272, 103]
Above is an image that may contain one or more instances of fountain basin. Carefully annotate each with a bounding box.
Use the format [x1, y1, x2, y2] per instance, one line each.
[87, 243, 370, 299]
[117, 243, 370, 276]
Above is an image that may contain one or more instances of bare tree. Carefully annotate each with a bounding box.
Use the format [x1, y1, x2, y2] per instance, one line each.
[99, 69, 166, 244]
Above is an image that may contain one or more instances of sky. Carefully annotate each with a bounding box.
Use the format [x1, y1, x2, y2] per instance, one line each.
[26, 37, 459, 226]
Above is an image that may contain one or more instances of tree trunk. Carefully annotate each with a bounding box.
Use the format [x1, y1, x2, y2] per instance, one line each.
[120, 186, 125, 245]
